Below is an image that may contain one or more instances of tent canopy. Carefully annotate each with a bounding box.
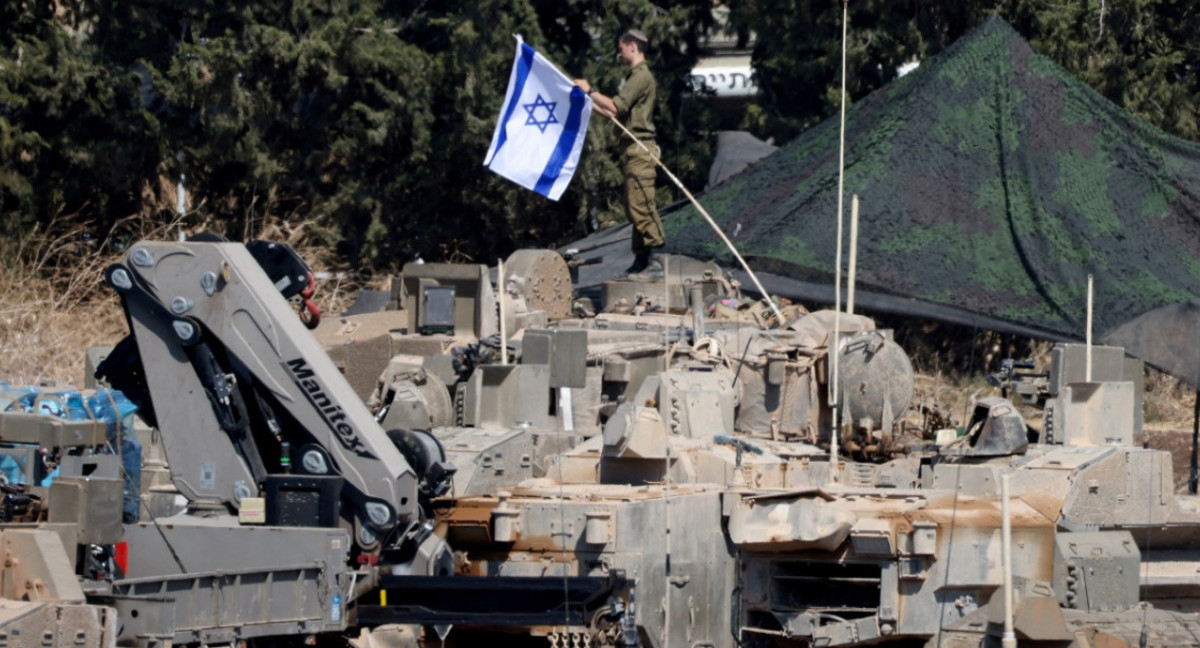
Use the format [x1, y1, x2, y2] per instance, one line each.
[662, 17, 1200, 363]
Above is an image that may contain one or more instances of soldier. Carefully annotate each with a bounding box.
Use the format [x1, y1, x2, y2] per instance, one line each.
[575, 28, 665, 276]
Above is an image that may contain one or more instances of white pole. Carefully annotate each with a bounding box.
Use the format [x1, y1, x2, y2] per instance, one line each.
[176, 173, 187, 241]
[829, 0, 850, 481]
[1001, 473, 1016, 648]
[1086, 274, 1093, 382]
[664, 254, 670, 315]
[176, 174, 185, 217]
[498, 259, 508, 365]
[560, 387, 573, 431]
[847, 194, 859, 314]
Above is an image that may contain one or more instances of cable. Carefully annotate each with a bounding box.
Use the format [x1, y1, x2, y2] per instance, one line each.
[139, 496, 188, 574]
[730, 331, 759, 389]
[664, 415, 673, 645]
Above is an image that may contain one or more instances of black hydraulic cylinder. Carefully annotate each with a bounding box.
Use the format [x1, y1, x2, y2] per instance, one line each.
[357, 572, 627, 627]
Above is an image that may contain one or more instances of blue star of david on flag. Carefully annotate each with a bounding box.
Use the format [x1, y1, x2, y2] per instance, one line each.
[484, 36, 594, 201]
[523, 95, 559, 133]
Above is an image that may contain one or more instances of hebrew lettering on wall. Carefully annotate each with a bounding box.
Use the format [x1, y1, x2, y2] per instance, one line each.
[689, 61, 758, 98]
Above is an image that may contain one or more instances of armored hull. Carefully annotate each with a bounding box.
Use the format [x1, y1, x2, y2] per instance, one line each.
[2, 241, 1198, 648]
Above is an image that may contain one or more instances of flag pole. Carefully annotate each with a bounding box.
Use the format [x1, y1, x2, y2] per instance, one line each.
[602, 114, 785, 325]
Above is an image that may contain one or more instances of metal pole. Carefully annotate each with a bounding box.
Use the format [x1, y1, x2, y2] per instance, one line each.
[1086, 274, 1093, 382]
[664, 254, 670, 314]
[1001, 473, 1016, 648]
[664, 452, 672, 646]
[829, 0, 850, 481]
[498, 258, 508, 365]
[847, 194, 859, 314]
[1191, 388, 1199, 495]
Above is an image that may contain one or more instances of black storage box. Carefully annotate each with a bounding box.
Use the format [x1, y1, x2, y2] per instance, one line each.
[263, 474, 343, 528]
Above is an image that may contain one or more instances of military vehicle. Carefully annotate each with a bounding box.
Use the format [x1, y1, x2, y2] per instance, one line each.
[1, 237, 1199, 648]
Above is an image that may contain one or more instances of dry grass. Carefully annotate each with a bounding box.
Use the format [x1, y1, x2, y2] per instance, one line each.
[905, 352, 1200, 494]
[1138, 370, 1196, 493]
[895, 320, 1198, 437]
[0, 217, 371, 387]
[242, 216, 378, 317]
[909, 362, 1197, 424]
[1143, 369, 1198, 429]
[3, 223, 1197, 458]
[0, 223, 129, 386]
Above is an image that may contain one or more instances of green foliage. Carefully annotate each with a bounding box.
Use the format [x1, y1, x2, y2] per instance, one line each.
[0, 22, 161, 239]
[2, 0, 722, 268]
[734, 0, 1199, 146]
[1, 0, 1197, 271]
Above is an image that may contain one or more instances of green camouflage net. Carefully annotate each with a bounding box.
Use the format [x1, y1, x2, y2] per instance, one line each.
[665, 16, 1200, 340]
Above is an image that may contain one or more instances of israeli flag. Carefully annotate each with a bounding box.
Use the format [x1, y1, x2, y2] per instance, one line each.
[484, 37, 592, 201]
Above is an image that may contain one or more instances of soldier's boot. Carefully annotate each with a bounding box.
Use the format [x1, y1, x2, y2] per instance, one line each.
[624, 252, 650, 275]
[627, 255, 664, 282]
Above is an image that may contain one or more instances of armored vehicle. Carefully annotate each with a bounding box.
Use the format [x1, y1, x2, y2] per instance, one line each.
[1, 238, 1198, 648]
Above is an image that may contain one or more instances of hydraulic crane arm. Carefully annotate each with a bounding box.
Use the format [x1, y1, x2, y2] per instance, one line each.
[99, 239, 452, 553]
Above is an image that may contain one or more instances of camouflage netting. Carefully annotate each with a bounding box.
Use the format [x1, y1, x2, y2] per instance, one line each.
[665, 16, 1200, 345]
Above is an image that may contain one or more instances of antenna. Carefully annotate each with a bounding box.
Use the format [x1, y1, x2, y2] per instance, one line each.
[829, 0, 851, 480]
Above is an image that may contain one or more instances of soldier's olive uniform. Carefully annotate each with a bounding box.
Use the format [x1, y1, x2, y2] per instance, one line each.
[613, 61, 664, 254]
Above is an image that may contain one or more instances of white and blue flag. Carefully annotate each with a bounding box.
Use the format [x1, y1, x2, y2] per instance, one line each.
[484, 36, 592, 201]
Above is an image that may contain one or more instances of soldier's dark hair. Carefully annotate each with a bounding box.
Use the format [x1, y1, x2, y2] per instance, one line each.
[620, 29, 649, 53]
